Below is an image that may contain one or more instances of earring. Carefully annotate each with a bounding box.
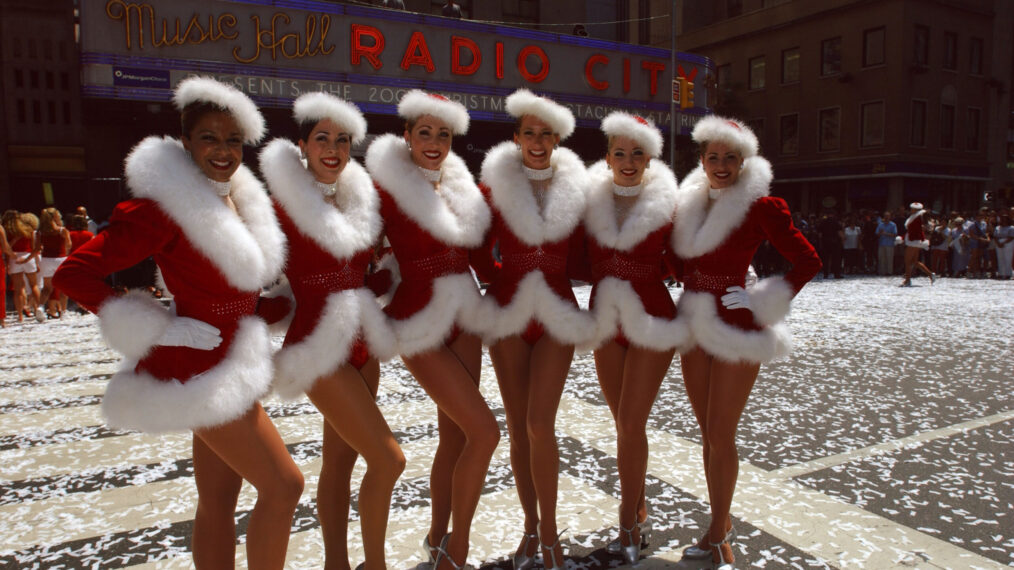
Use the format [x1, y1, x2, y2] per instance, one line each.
[516, 143, 521, 150]
[554, 143, 559, 149]
[300, 151, 306, 160]
[184, 149, 192, 160]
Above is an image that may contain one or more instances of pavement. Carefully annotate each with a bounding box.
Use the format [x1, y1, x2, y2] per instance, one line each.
[1, 276, 1012, 569]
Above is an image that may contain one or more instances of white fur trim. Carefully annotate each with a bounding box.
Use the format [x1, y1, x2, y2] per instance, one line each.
[905, 209, 926, 230]
[273, 289, 396, 399]
[479, 271, 596, 345]
[398, 90, 469, 134]
[481, 142, 586, 246]
[747, 276, 793, 327]
[366, 134, 490, 247]
[102, 317, 273, 432]
[586, 277, 688, 351]
[261, 139, 380, 259]
[390, 273, 485, 357]
[691, 115, 758, 159]
[124, 137, 287, 291]
[905, 239, 930, 250]
[97, 290, 171, 360]
[677, 291, 791, 363]
[374, 251, 400, 307]
[293, 92, 367, 145]
[505, 89, 575, 140]
[672, 156, 772, 259]
[601, 112, 663, 158]
[173, 76, 265, 145]
[584, 159, 677, 251]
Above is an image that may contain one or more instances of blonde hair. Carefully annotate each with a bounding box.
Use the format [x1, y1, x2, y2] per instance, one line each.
[2, 210, 32, 240]
[22, 212, 39, 230]
[39, 207, 64, 235]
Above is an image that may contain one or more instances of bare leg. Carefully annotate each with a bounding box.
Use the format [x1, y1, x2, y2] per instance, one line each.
[489, 336, 539, 559]
[192, 435, 242, 569]
[308, 359, 404, 570]
[194, 403, 305, 570]
[403, 333, 498, 569]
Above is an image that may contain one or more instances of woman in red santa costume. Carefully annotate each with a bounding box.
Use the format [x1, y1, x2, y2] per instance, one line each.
[364, 90, 496, 570]
[473, 89, 592, 570]
[53, 77, 303, 570]
[670, 116, 820, 569]
[259, 92, 403, 570]
[584, 112, 683, 565]
[900, 202, 935, 286]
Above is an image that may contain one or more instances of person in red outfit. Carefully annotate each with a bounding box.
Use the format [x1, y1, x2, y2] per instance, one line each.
[66, 213, 94, 253]
[901, 202, 935, 286]
[670, 116, 821, 569]
[260, 91, 404, 570]
[584, 112, 683, 565]
[365, 90, 496, 570]
[37, 207, 72, 318]
[473, 89, 592, 570]
[2, 210, 42, 322]
[53, 77, 303, 570]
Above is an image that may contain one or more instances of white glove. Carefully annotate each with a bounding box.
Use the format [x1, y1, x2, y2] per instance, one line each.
[157, 317, 223, 350]
[721, 286, 751, 311]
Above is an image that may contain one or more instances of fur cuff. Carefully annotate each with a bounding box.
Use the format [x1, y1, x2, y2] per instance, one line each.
[748, 277, 794, 327]
[98, 291, 171, 360]
[375, 252, 400, 306]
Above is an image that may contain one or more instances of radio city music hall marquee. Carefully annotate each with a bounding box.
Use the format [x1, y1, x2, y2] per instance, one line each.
[81, 0, 712, 129]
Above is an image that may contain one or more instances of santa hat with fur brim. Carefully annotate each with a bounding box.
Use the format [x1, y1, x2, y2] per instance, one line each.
[398, 90, 470, 135]
[505, 89, 575, 140]
[691, 115, 759, 158]
[293, 92, 368, 145]
[173, 76, 265, 145]
[600, 112, 664, 158]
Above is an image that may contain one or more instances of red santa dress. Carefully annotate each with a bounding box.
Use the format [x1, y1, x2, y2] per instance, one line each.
[583, 160, 687, 351]
[904, 209, 930, 249]
[53, 136, 287, 432]
[670, 156, 821, 364]
[364, 134, 491, 357]
[473, 142, 595, 346]
[260, 139, 395, 399]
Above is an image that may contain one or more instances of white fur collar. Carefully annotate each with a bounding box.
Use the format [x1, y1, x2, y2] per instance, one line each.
[260, 138, 380, 260]
[124, 136, 286, 290]
[365, 133, 489, 247]
[480, 142, 587, 246]
[672, 156, 773, 259]
[905, 209, 926, 228]
[583, 159, 678, 251]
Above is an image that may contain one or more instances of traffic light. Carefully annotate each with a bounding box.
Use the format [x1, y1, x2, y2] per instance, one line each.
[680, 79, 695, 109]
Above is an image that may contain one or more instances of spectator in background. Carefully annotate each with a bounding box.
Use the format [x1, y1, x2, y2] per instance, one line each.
[66, 214, 95, 314]
[994, 214, 1013, 280]
[967, 210, 990, 278]
[860, 210, 879, 274]
[381, 0, 405, 9]
[950, 217, 970, 277]
[817, 210, 843, 279]
[875, 211, 897, 276]
[929, 216, 950, 276]
[75, 206, 98, 235]
[842, 214, 862, 275]
[441, 0, 463, 18]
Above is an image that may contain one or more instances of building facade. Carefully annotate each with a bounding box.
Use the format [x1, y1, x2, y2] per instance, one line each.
[677, 0, 1014, 214]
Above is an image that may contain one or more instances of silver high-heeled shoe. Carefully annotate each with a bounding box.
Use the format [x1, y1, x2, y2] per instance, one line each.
[710, 537, 735, 570]
[513, 532, 538, 570]
[433, 541, 475, 570]
[606, 516, 650, 554]
[418, 534, 451, 569]
[618, 523, 640, 566]
[539, 529, 567, 570]
[682, 526, 735, 560]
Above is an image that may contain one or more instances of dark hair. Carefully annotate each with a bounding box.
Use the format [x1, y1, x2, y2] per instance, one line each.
[180, 101, 229, 138]
[297, 120, 318, 143]
[67, 214, 88, 231]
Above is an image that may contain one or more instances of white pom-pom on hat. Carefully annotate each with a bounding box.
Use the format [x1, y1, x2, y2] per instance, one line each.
[691, 115, 759, 158]
[600, 112, 664, 158]
[293, 92, 368, 145]
[397, 89, 470, 135]
[173, 76, 265, 145]
[909, 202, 924, 210]
[505, 89, 575, 141]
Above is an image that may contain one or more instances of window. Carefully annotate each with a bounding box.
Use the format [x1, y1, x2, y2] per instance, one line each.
[969, 37, 983, 75]
[910, 100, 928, 147]
[966, 108, 981, 151]
[863, 27, 885, 67]
[819, 107, 841, 152]
[860, 101, 885, 147]
[638, 0, 650, 45]
[940, 104, 955, 148]
[914, 25, 929, 66]
[780, 114, 799, 155]
[943, 32, 957, 70]
[502, 0, 538, 22]
[821, 37, 841, 76]
[746, 118, 765, 147]
[782, 47, 800, 84]
[749, 56, 765, 90]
